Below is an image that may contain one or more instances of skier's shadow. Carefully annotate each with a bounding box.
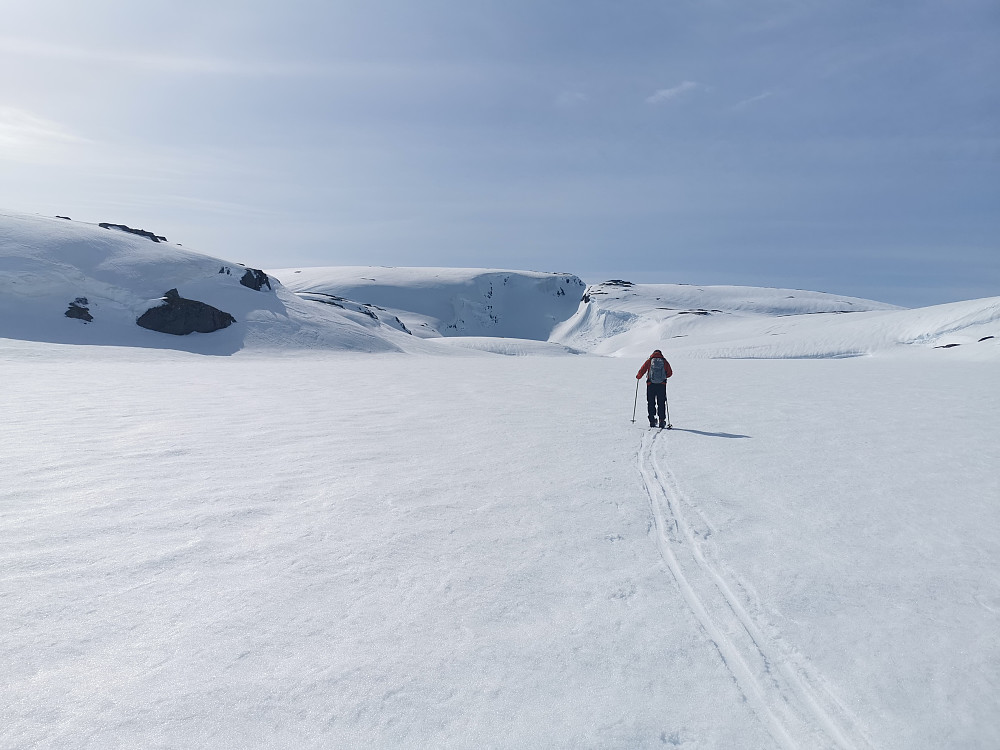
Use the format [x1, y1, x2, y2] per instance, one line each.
[669, 428, 751, 439]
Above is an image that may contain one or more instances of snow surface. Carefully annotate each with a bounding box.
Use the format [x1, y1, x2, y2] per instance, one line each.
[3, 211, 1000, 748]
[2, 344, 998, 749]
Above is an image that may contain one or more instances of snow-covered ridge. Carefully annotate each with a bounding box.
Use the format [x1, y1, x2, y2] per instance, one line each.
[552, 280, 1000, 359]
[269, 265, 586, 341]
[0, 211, 415, 354]
[2, 210, 997, 358]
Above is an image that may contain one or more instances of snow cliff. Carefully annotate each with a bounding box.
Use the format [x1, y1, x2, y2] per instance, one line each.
[269, 265, 586, 341]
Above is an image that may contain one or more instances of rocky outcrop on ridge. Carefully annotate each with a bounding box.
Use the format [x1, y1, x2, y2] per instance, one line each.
[136, 289, 236, 335]
[239, 268, 272, 291]
[65, 297, 93, 322]
[99, 222, 168, 243]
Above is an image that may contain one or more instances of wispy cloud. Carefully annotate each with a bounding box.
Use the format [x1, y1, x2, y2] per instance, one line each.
[0, 36, 470, 82]
[732, 91, 775, 111]
[0, 36, 325, 76]
[0, 107, 90, 163]
[645, 81, 700, 105]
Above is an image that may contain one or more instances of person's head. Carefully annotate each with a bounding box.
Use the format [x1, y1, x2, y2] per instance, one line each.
[652, 349, 662, 357]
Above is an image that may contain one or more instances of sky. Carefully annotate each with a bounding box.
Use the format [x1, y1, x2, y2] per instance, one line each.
[0, 0, 997, 307]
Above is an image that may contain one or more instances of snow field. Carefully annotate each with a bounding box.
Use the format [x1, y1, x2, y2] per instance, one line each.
[2, 343, 998, 748]
[658, 356, 1000, 749]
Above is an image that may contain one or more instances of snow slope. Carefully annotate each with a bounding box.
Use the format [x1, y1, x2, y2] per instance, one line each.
[0, 211, 416, 354]
[2, 344, 998, 749]
[552, 281, 1000, 360]
[269, 265, 586, 340]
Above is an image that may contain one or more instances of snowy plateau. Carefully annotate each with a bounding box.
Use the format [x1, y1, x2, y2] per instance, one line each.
[1, 210, 999, 750]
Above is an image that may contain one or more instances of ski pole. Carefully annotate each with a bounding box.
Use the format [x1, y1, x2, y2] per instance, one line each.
[664, 380, 673, 429]
[631, 378, 639, 423]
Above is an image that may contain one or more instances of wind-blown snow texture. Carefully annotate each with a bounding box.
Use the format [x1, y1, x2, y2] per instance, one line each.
[2, 211, 1000, 748]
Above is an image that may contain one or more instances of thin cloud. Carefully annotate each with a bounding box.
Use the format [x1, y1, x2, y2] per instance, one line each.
[0, 36, 470, 82]
[732, 91, 775, 111]
[0, 37, 325, 76]
[0, 108, 89, 162]
[645, 81, 700, 105]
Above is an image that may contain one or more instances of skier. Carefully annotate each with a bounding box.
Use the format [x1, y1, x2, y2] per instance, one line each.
[636, 349, 673, 428]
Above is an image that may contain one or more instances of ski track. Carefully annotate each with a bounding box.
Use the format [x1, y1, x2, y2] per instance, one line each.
[638, 430, 876, 750]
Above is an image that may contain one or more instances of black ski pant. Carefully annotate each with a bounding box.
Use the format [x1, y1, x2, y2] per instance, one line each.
[646, 382, 666, 426]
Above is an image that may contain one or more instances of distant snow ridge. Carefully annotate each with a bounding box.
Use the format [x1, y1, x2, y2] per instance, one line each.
[3, 210, 997, 359]
[270, 266, 586, 341]
[0, 211, 412, 354]
[552, 280, 1000, 359]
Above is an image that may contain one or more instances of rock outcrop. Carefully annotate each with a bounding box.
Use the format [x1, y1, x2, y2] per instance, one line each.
[99, 222, 167, 243]
[136, 289, 235, 335]
[240, 268, 272, 291]
[65, 297, 93, 322]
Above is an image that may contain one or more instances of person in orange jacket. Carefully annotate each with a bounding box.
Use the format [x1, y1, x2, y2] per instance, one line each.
[636, 349, 673, 428]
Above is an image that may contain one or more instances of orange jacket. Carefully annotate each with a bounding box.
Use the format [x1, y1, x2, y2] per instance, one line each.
[636, 351, 673, 382]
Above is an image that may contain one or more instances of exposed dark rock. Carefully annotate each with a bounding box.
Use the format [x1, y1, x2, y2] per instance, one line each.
[602, 279, 634, 287]
[239, 268, 272, 291]
[56, 216, 72, 220]
[297, 291, 346, 308]
[980, 336, 995, 342]
[136, 289, 235, 335]
[99, 222, 167, 243]
[65, 297, 93, 322]
[934, 343, 961, 349]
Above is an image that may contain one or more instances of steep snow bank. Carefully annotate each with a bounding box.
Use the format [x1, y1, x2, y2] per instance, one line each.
[269, 266, 586, 340]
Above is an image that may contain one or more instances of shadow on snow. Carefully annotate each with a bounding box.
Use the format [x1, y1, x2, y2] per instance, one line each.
[668, 428, 751, 439]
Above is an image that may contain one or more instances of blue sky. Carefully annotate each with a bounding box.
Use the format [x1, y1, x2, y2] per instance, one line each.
[1, 0, 997, 306]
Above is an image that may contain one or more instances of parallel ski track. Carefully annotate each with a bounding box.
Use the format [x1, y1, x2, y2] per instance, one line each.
[638, 430, 875, 750]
